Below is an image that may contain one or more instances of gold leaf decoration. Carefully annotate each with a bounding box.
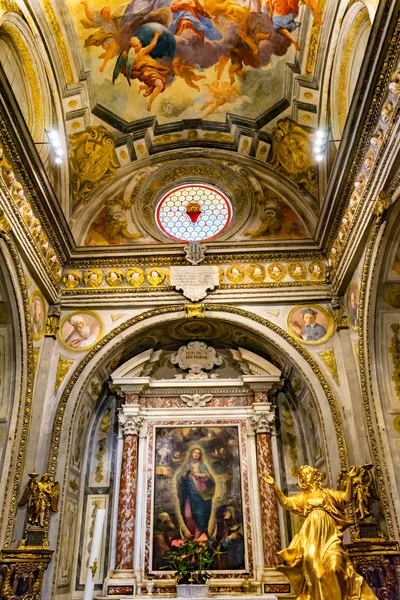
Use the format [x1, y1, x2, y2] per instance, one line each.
[389, 324, 400, 402]
[54, 356, 75, 393]
[318, 347, 339, 385]
[110, 314, 126, 322]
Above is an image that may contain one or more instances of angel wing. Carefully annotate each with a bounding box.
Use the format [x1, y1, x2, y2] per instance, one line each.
[337, 468, 349, 491]
[113, 50, 128, 84]
[126, 47, 136, 86]
[50, 481, 60, 513]
[18, 478, 35, 507]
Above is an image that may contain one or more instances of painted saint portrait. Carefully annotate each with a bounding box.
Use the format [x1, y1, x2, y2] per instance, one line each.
[346, 282, 360, 331]
[288, 305, 333, 344]
[151, 426, 246, 572]
[59, 311, 103, 351]
[29, 290, 46, 341]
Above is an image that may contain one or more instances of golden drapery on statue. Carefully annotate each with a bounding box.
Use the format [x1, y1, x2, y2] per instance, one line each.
[265, 465, 377, 600]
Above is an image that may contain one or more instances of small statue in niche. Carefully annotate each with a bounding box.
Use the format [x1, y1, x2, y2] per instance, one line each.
[264, 465, 376, 600]
[18, 472, 59, 528]
[337, 464, 374, 521]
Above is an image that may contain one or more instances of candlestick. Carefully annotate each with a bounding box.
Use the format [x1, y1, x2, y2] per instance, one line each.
[84, 507, 106, 600]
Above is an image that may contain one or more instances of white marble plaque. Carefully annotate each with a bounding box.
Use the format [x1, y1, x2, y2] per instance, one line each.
[170, 265, 219, 301]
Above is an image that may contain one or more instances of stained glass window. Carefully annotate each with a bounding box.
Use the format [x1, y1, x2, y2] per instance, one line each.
[155, 185, 232, 242]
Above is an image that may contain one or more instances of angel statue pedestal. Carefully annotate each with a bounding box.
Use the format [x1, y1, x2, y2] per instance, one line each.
[22, 525, 47, 548]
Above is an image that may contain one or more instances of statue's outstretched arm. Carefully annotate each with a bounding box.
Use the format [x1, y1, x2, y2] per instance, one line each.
[264, 476, 301, 513]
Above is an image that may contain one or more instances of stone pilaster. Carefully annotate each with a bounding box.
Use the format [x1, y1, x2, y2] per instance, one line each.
[250, 405, 280, 567]
[115, 413, 143, 570]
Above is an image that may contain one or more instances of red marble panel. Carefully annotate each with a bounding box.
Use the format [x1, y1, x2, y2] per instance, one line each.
[256, 433, 281, 567]
[115, 433, 138, 569]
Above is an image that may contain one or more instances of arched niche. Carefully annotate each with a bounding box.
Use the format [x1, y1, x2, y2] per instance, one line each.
[47, 307, 347, 596]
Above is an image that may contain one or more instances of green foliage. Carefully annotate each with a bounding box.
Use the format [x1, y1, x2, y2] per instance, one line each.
[162, 535, 220, 584]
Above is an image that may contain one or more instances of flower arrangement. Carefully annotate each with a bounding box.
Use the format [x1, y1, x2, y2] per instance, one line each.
[162, 534, 217, 584]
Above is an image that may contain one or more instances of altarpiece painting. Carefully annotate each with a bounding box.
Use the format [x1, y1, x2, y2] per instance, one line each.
[151, 425, 246, 573]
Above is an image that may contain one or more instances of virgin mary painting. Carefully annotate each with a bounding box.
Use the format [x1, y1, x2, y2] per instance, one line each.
[176, 447, 215, 539]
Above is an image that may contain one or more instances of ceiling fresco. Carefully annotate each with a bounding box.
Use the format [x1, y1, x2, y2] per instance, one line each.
[67, 0, 322, 126]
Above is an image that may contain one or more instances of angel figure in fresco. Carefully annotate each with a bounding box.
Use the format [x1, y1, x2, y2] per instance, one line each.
[172, 57, 206, 91]
[80, 1, 122, 72]
[19, 473, 59, 528]
[170, 0, 222, 42]
[200, 80, 240, 116]
[113, 29, 172, 110]
[264, 465, 376, 600]
[203, 0, 269, 62]
[176, 447, 215, 539]
[265, 0, 323, 51]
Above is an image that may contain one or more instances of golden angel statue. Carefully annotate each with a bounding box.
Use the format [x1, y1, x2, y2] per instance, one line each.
[338, 464, 374, 521]
[264, 465, 376, 600]
[18, 472, 60, 528]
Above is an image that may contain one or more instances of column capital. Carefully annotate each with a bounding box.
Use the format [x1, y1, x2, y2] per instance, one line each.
[118, 413, 144, 436]
[249, 404, 276, 434]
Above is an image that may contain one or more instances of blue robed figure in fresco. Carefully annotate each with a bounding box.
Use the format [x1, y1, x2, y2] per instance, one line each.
[177, 447, 215, 539]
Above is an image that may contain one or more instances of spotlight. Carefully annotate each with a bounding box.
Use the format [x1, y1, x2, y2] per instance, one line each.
[55, 148, 63, 157]
[55, 157, 62, 165]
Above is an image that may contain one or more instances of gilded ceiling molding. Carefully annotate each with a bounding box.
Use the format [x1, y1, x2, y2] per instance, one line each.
[41, 0, 74, 85]
[358, 215, 400, 541]
[0, 22, 43, 141]
[0, 111, 67, 267]
[305, 0, 327, 75]
[328, 11, 400, 280]
[0, 235, 34, 549]
[0, 145, 62, 288]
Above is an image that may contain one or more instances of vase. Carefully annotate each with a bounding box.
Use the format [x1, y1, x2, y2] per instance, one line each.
[146, 578, 155, 595]
[176, 584, 208, 598]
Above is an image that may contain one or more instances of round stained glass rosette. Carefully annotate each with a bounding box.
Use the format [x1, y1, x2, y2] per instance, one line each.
[156, 185, 232, 242]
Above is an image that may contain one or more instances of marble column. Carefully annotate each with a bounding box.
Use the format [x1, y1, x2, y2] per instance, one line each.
[250, 406, 281, 567]
[115, 413, 143, 570]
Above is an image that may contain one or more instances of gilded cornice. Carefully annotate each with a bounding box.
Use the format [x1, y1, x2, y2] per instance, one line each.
[0, 79, 69, 264]
[326, 7, 400, 287]
[0, 141, 62, 291]
[66, 250, 324, 269]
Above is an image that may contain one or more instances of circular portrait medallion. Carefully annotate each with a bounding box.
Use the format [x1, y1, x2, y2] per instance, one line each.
[287, 305, 334, 345]
[59, 311, 103, 352]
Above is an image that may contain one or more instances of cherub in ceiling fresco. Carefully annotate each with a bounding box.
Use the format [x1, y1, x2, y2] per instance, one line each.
[199, 80, 240, 116]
